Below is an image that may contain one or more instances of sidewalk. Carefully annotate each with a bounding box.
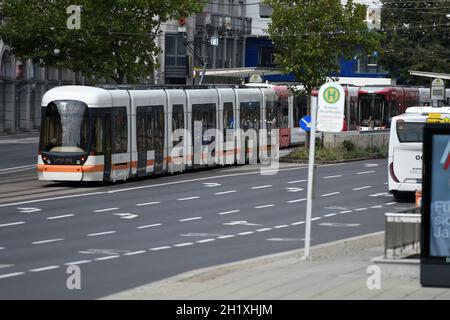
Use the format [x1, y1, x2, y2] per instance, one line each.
[102, 232, 450, 300]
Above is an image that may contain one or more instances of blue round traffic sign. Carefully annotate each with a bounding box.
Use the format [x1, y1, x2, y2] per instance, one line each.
[300, 115, 312, 132]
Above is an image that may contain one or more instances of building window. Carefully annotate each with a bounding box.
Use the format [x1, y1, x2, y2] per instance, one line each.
[165, 34, 187, 67]
[354, 51, 386, 74]
[259, 47, 276, 67]
[259, 5, 273, 18]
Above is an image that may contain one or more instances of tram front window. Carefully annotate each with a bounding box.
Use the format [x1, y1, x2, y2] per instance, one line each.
[42, 101, 89, 153]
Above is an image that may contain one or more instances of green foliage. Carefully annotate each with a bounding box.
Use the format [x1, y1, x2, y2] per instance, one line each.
[284, 143, 388, 161]
[0, 0, 203, 84]
[380, 1, 450, 85]
[264, 0, 382, 93]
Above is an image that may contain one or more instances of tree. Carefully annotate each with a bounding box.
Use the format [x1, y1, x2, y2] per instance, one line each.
[380, 0, 450, 85]
[264, 0, 382, 94]
[0, 0, 203, 84]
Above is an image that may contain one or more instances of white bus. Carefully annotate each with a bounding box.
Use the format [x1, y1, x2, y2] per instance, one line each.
[388, 107, 450, 200]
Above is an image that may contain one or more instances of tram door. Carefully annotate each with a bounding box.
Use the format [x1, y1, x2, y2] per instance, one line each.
[192, 103, 217, 166]
[136, 106, 165, 176]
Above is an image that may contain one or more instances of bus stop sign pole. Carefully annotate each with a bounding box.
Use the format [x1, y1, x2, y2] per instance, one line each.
[304, 95, 318, 259]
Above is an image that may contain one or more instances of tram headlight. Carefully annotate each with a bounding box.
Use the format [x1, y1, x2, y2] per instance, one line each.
[46, 160, 51, 164]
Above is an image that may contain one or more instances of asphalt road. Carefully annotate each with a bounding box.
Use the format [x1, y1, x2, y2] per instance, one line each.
[0, 136, 413, 299]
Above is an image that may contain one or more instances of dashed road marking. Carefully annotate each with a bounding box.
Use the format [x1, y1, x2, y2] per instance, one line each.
[288, 180, 307, 184]
[254, 204, 275, 209]
[352, 186, 372, 191]
[0, 272, 24, 279]
[65, 260, 91, 266]
[354, 208, 367, 211]
[177, 196, 200, 201]
[32, 238, 64, 245]
[256, 228, 272, 232]
[179, 217, 203, 222]
[324, 213, 338, 217]
[323, 175, 342, 179]
[320, 223, 360, 227]
[356, 171, 375, 175]
[137, 224, 162, 229]
[311, 217, 322, 221]
[87, 231, 116, 237]
[173, 242, 194, 247]
[136, 202, 160, 206]
[238, 231, 254, 236]
[47, 214, 75, 220]
[217, 235, 235, 239]
[93, 208, 119, 213]
[0, 221, 25, 228]
[149, 246, 171, 251]
[321, 192, 340, 197]
[217, 210, 240, 216]
[196, 239, 216, 244]
[291, 221, 305, 226]
[29, 266, 60, 273]
[385, 202, 397, 206]
[287, 198, 307, 204]
[371, 205, 383, 209]
[251, 185, 272, 190]
[95, 255, 120, 261]
[124, 251, 146, 256]
[339, 210, 353, 214]
[274, 225, 289, 229]
[285, 187, 304, 193]
[214, 190, 237, 195]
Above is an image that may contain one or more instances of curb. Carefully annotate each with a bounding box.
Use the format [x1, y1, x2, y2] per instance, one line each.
[280, 156, 387, 164]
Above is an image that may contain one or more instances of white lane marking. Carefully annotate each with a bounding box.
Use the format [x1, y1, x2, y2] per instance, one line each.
[320, 223, 360, 227]
[136, 202, 160, 206]
[0, 164, 351, 208]
[95, 255, 120, 261]
[352, 186, 372, 191]
[324, 213, 338, 217]
[291, 221, 305, 225]
[137, 224, 162, 229]
[224, 221, 261, 226]
[364, 163, 379, 168]
[87, 231, 116, 237]
[385, 202, 397, 206]
[354, 208, 368, 211]
[217, 235, 235, 239]
[17, 207, 42, 213]
[173, 242, 194, 247]
[32, 238, 64, 245]
[113, 213, 138, 220]
[256, 228, 272, 232]
[371, 205, 383, 209]
[287, 198, 307, 204]
[65, 260, 91, 266]
[0, 247, 4, 250]
[149, 246, 171, 251]
[288, 180, 307, 184]
[238, 231, 254, 236]
[311, 217, 322, 221]
[196, 239, 216, 243]
[0, 272, 25, 279]
[323, 175, 342, 179]
[369, 192, 392, 197]
[217, 210, 240, 216]
[0, 164, 36, 172]
[124, 250, 146, 256]
[214, 190, 237, 195]
[251, 185, 272, 190]
[177, 196, 200, 201]
[285, 187, 304, 193]
[320, 192, 340, 197]
[203, 182, 221, 188]
[356, 171, 376, 175]
[0, 221, 25, 228]
[47, 214, 75, 220]
[29, 266, 60, 272]
[274, 225, 289, 229]
[93, 207, 119, 213]
[339, 210, 352, 214]
[254, 204, 275, 209]
[179, 217, 203, 222]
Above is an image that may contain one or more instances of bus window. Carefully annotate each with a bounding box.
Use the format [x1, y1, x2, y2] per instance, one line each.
[396, 122, 424, 143]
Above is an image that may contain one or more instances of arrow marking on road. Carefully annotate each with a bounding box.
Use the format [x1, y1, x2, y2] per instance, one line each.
[17, 207, 42, 213]
[114, 213, 138, 219]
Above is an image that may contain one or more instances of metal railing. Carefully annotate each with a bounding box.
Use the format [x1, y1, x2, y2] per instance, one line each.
[384, 208, 421, 258]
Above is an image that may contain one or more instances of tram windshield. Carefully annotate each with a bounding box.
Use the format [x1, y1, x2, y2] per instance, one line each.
[41, 101, 89, 153]
[358, 94, 387, 128]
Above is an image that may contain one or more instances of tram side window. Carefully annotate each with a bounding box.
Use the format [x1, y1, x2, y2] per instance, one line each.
[240, 102, 261, 131]
[293, 95, 307, 128]
[91, 111, 105, 154]
[279, 98, 289, 128]
[349, 97, 358, 130]
[223, 102, 234, 129]
[154, 110, 165, 151]
[112, 108, 128, 153]
[266, 99, 277, 129]
[172, 104, 184, 145]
